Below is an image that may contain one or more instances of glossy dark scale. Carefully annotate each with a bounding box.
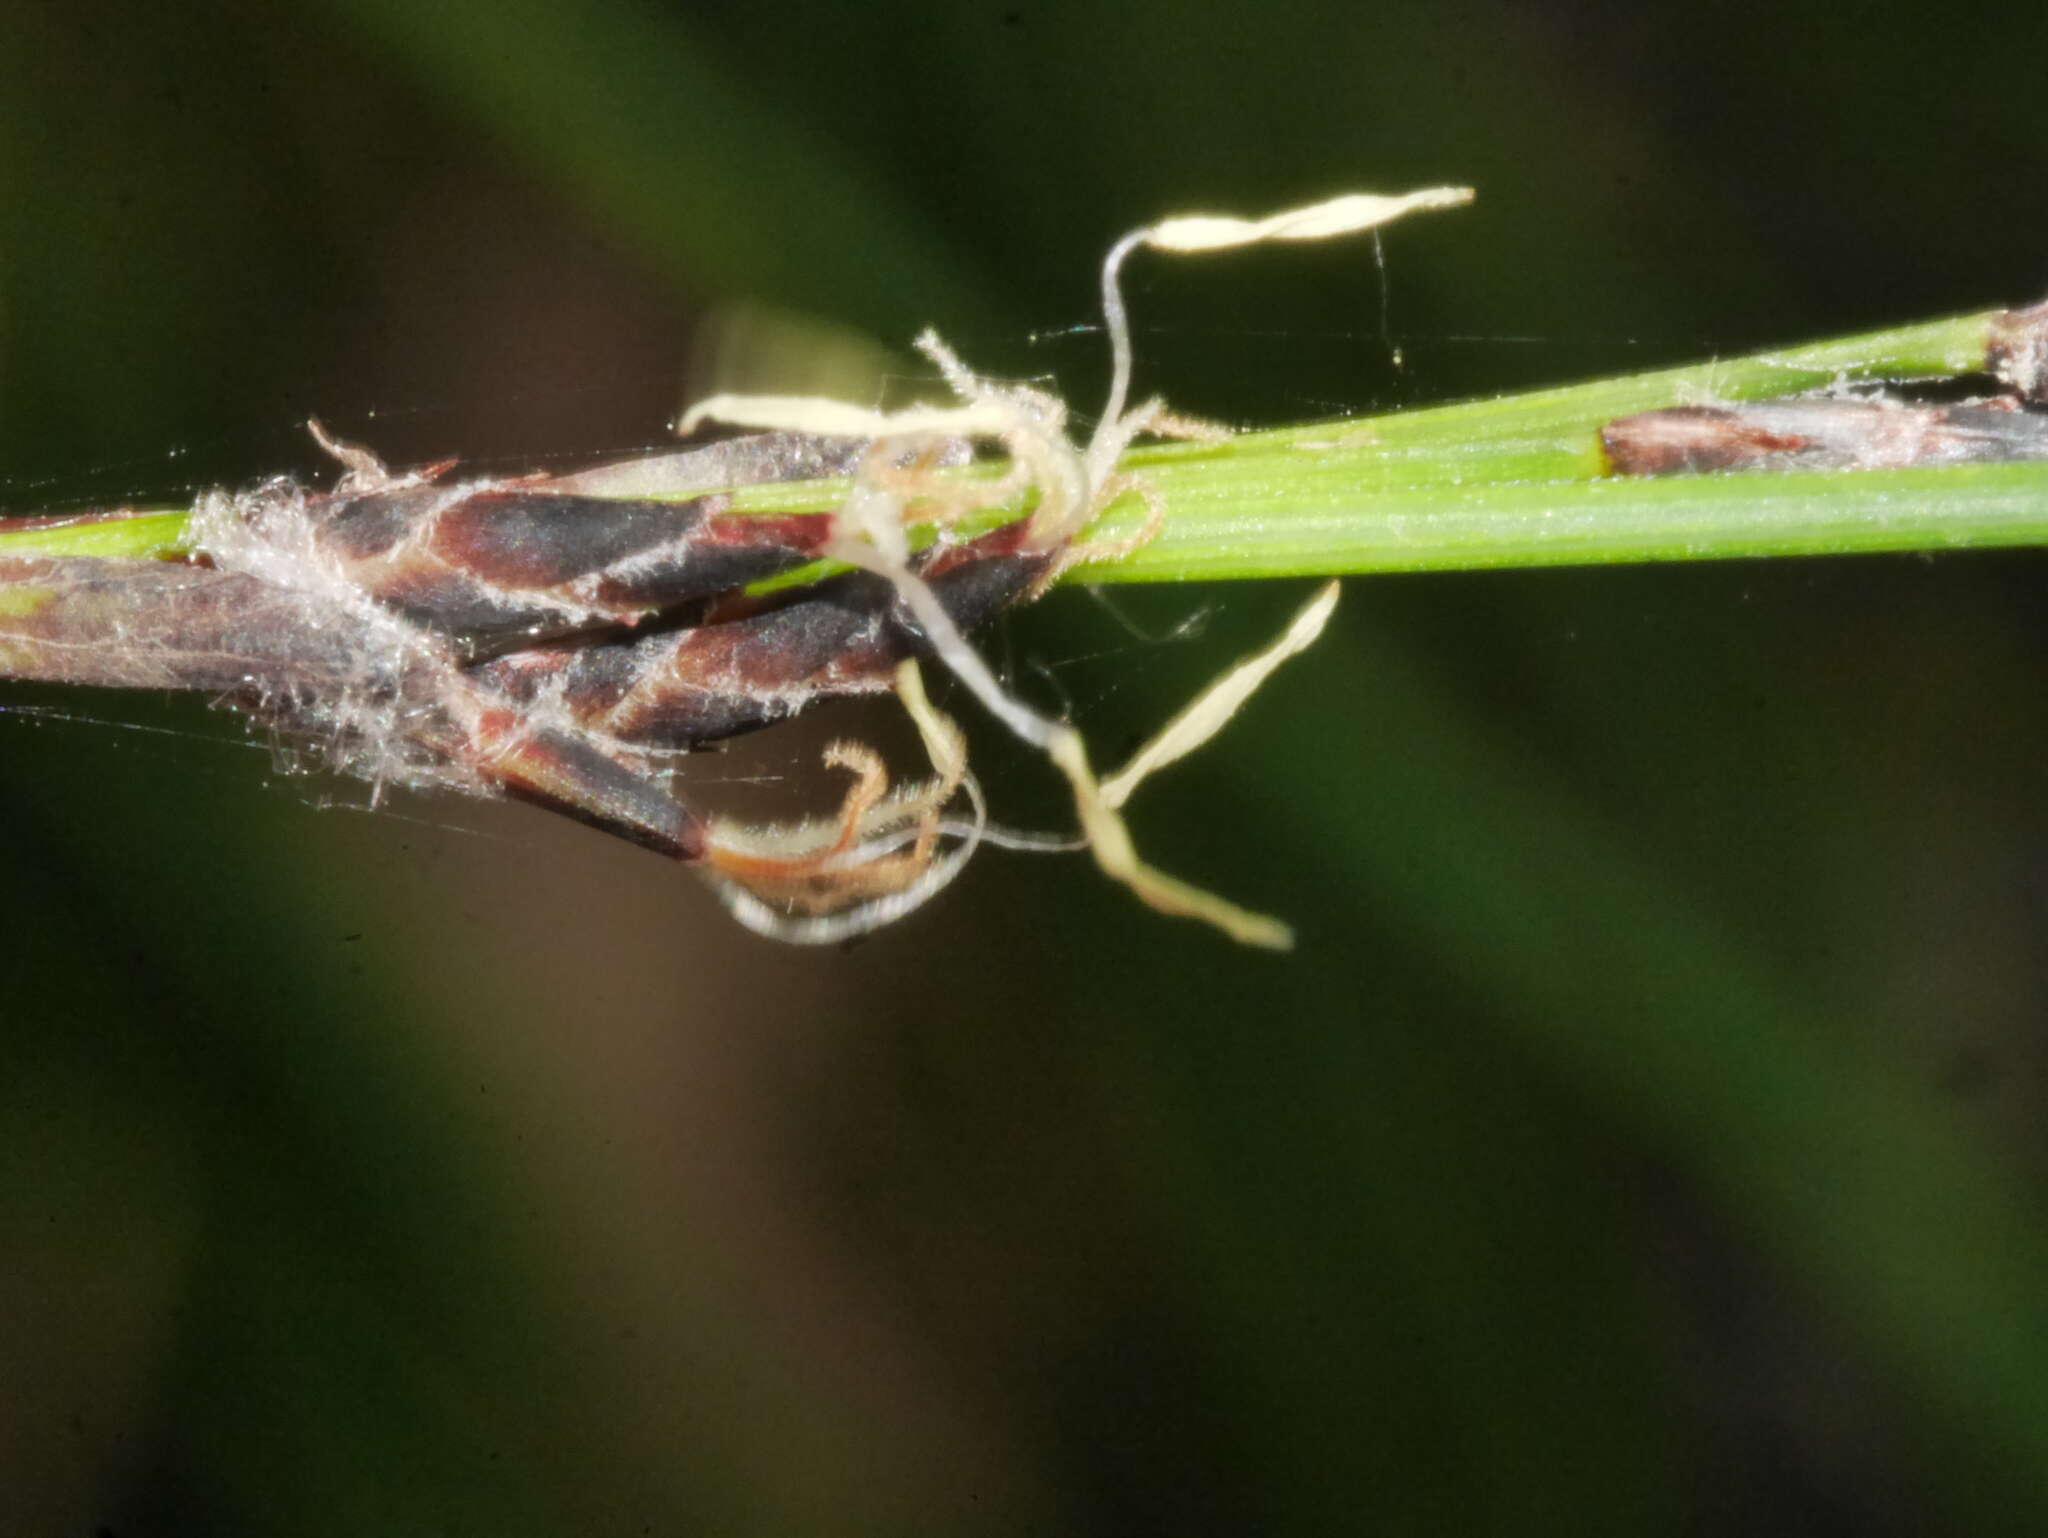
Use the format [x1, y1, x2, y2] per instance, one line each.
[470, 526, 1056, 748]
[313, 483, 840, 656]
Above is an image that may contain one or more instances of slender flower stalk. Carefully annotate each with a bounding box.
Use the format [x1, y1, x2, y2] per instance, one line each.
[8, 302, 2039, 580]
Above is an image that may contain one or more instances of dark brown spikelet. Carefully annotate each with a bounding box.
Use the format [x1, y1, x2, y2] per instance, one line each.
[310, 482, 839, 656]
[469, 521, 1059, 748]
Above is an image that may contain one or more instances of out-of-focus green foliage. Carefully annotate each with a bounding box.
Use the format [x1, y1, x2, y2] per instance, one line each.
[2, 2, 2043, 1533]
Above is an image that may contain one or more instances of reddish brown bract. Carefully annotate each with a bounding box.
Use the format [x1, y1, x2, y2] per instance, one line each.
[1602, 397, 2048, 476]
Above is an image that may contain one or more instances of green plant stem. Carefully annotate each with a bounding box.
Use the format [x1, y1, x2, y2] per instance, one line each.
[4, 306, 2041, 575]
[0, 510, 191, 560]
[1072, 306, 2037, 579]
[1082, 460, 2048, 579]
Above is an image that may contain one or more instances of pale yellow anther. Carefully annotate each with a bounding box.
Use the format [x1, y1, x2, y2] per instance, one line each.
[679, 187, 1472, 944]
[1100, 580, 1340, 811]
[1139, 187, 1475, 254]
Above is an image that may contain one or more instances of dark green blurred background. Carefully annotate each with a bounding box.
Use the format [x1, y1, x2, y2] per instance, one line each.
[3, 2, 2045, 1533]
